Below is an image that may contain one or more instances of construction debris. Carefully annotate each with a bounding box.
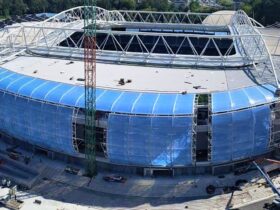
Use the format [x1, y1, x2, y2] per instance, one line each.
[118, 78, 125, 85]
[5, 199, 23, 210]
[34, 199, 42, 205]
[0, 185, 23, 210]
[118, 78, 133, 86]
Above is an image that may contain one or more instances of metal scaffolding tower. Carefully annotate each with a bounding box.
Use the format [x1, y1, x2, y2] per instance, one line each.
[84, 1, 97, 177]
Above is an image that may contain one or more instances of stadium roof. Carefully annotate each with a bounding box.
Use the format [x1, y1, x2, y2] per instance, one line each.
[0, 66, 277, 115]
[0, 7, 279, 115]
[1, 56, 260, 93]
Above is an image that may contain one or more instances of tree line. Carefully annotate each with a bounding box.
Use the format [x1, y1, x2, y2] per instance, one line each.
[0, 0, 171, 16]
[0, 0, 84, 16]
[0, 0, 278, 25]
[241, 0, 280, 26]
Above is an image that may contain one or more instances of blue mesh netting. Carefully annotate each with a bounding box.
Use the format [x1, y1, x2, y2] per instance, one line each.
[231, 109, 254, 160]
[211, 105, 271, 163]
[107, 114, 193, 167]
[0, 91, 76, 155]
[253, 106, 271, 155]
[211, 113, 232, 163]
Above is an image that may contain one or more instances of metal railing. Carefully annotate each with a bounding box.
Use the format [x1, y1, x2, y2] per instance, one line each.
[0, 24, 271, 68]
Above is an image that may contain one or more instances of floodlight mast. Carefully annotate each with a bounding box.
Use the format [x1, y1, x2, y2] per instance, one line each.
[84, 1, 97, 177]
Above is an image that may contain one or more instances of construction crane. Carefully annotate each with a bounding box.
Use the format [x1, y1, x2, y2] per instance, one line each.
[84, 0, 97, 177]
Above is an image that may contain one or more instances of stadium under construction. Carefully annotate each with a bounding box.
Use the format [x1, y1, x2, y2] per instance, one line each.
[0, 7, 280, 175]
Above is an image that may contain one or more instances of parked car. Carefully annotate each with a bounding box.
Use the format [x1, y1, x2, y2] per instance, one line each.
[103, 175, 127, 183]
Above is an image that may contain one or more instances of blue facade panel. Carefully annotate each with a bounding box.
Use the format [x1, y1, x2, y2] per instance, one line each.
[0, 72, 18, 89]
[0, 91, 76, 156]
[173, 94, 194, 115]
[244, 86, 268, 106]
[152, 94, 177, 115]
[252, 105, 271, 155]
[107, 114, 193, 166]
[128, 117, 152, 165]
[231, 109, 254, 160]
[171, 117, 193, 165]
[110, 92, 140, 113]
[212, 85, 277, 114]
[59, 86, 84, 106]
[0, 68, 8, 75]
[131, 93, 158, 114]
[18, 79, 47, 97]
[212, 113, 233, 163]
[150, 117, 172, 166]
[0, 68, 195, 115]
[44, 84, 74, 104]
[8, 77, 35, 94]
[31, 82, 59, 99]
[0, 67, 273, 165]
[229, 89, 251, 110]
[98, 91, 123, 111]
[212, 105, 271, 163]
[212, 91, 232, 113]
[106, 115, 129, 164]
[1, 74, 25, 90]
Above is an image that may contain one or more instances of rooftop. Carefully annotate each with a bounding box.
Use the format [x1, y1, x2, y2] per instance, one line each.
[0, 7, 279, 95]
[0, 8, 279, 115]
[2, 55, 259, 94]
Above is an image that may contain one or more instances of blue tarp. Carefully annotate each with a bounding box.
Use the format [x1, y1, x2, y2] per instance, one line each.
[0, 68, 194, 115]
[107, 114, 193, 166]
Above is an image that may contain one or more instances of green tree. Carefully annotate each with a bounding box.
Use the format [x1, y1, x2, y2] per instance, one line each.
[242, 4, 252, 15]
[137, 0, 170, 11]
[258, 0, 280, 25]
[155, 0, 169, 11]
[10, 0, 27, 15]
[218, 0, 233, 9]
[25, 0, 49, 13]
[97, 0, 113, 10]
[118, 0, 136, 10]
[242, 0, 280, 25]
[189, 0, 201, 12]
[0, 0, 11, 17]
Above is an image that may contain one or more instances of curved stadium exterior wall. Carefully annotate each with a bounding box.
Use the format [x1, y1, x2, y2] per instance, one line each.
[0, 67, 277, 168]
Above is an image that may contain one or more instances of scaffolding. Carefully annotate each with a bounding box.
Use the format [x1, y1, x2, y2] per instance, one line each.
[207, 94, 212, 162]
[192, 95, 199, 164]
[192, 94, 212, 164]
[270, 102, 280, 148]
[84, 1, 97, 176]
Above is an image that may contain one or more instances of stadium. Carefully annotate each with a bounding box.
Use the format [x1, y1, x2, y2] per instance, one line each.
[0, 7, 279, 175]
